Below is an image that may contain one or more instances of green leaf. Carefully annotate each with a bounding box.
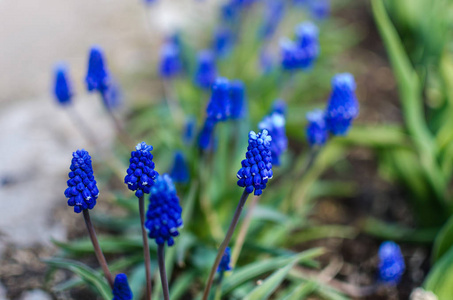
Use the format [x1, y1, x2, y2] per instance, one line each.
[44, 258, 112, 300]
[243, 258, 299, 300]
[286, 225, 357, 246]
[432, 214, 453, 263]
[424, 245, 453, 299]
[281, 281, 318, 300]
[171, 271, 197, 300]
[222, 248, 324, 294]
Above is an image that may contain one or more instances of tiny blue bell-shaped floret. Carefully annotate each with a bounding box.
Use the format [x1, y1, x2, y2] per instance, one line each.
[217, 247, 232, 273]
[258, 113, 287, 166]
[324, 73, 359, 135]
[237, 130, 273, 196]
[112, 273, 133, 300]
[195, 50, 217, 89]
[145, 174, 183, 246]
[64, 150, 99, 213]
[170, 151, 190, 184]
[124, 142, 159, 198]
[378, 241, 405, 285]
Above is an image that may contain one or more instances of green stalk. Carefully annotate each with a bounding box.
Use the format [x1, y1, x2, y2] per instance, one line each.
[139, 196, 152, 300]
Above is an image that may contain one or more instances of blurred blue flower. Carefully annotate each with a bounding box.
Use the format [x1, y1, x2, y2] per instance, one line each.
[217, 247, 232, 273]
[85, 46, 110, 93]
[306, 109, 328, 147]
[221, 0, 240, 23]
[194, 50, 217, 89]
[230, 80, 247, 119]
[258, 112, 287, 165]
[101, 77, 123, 110]
[159, 42, 182, 79]
[53, 64, 73, 106]
[280, 22, 319, 70]
[378, 241, 405, 285]
[259, 0, 285, 40]
[112, 273, 133, 300]
[325, 73, 359, 135]
[237, 130, 273, 196]
[64, 150, 99, 213]
[213, 27, 234, 58]
[170, 151, 190, 184]
[145, 174, 183, 246]
[310, 0, 330, 20]
[124, 142, 159, 198]
[206, 78, 231, 122]
[271, 99, 287, 115]
[198, 118, 216, 150]
[183, 116, 196, 145]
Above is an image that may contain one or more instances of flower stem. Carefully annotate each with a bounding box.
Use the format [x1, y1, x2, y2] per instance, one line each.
[139, 196, 152, 300]
[82, 209, 114, 289]
[158, 244, 170, 300]
[202, 190, 250, 300]
[230, 195, 259, 268]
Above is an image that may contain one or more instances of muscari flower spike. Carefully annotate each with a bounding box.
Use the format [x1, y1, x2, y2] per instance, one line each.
[124, 142, 159, 198]
[324, 73, 359, 135]
[170, 151, 190, 184]
[213, 27, 234, 58]
[258, 113, 287, 166]
[53, 64, 73, 106]
[159, 42, 182, 79]
[259, 0, 285, 40]
[217, 247, 232, 273]
[85, 46, 110, 93]
[206, 77, 231, 122]
[378, 241, 405, 285]
[198, 118, 217, 150]
[145, 174, 183, 246]
[112, 273, 133, 300]
[237, 130, 273, 196]
[310, 0, 330, 20]
[280, 22, 319, 70]
[230, 80, 247, 119]
[306, 109, 328, 147]
[194, 50, 217, 89]
[64, 150, 99, 213]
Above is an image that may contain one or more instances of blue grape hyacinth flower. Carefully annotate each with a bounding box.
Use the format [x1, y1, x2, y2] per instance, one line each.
[259, 0, 285, 40]
[170, 151, 190, 184]
[306, 109, 328, 147]
[195, 50, 217, 89]
[258, 113, 287, 166]
[237, 130, 273, 196]
[230, 80, 247, 119]
[378, 241, 405, 285]
[325, 73, 359, 135]
[85, 46, 110, 93]
[198, 118, 217, 150]
[159, 42, 182, 79]
[213, 27, 234, 58]
[64, 150, 100, 213]
[280, 22, 319, 70]
[145, 174, 183, 246]
[53, 64, 73, 106]
[217, 247, 232, 273]
[112, 273, 133, 300]
[271, 99, 287, 115]
[206, 78, 231, 122]
[124, 142, 159, 198]
[310, 0, 330, 19]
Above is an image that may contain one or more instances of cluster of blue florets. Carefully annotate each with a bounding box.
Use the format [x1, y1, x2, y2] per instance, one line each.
[54, 64, 73, 105]
[112, 273, 133, 300]
[378, 241, 405, 285]
[237, 130, 273, 196]
[170, 151, 190, 184]
[195, 50, 218, 89]
[86, 46, 110, 93]
[159, 41, 182, 79]
[199, 77, 247, 150]
[305, 73, 359, 146]
[124, 142, 159, 198]
[145, 174, 183, 246]
[306, 109, 328, 147]
[281, 21, 319, 70]
[217, 247, 232, 273]
[64, 150, 100, 213]
[258, 112, 287, 166]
